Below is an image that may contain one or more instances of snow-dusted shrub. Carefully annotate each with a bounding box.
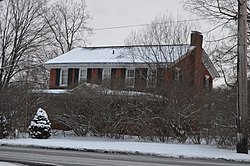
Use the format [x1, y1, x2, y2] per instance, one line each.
[0, 114, 8, 139]
[28, 108, 52, 139]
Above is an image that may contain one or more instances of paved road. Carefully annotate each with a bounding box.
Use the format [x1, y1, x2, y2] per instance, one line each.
[0, 146, 249, 166]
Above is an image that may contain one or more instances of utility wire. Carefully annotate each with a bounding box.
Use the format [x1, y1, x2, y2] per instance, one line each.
[93, 17, 214, 31]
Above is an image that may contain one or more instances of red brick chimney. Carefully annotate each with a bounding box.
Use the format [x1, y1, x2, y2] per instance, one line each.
[191, 31, 203, 49]
[190, 31, 204, 88]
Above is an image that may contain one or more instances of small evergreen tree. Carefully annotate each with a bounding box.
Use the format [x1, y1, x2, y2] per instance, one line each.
[29, 108, 52, 139]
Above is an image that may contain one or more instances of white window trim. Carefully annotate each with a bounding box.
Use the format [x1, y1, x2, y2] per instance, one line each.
[102, 68, 111, 81]
[174, 67, 181, 81]
[147, 68, 157, 87]
[204, 75, 210, 89]
[60, 68, 68, 86]
[126, 69, 135, 87]
[79, 68, 88, 83]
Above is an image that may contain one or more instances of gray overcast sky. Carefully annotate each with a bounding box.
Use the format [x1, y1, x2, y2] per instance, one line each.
[86, 0, 196, 46]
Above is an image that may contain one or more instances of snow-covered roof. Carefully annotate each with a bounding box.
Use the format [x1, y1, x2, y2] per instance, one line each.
[202, 51, 220, 79]
[44, 45, 195, 65]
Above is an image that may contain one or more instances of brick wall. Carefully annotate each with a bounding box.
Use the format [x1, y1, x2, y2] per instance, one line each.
[49, 69, 60, 89]
[163, 31, 212, 90]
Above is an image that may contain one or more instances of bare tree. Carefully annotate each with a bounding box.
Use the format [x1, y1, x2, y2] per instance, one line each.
[43, 0, 92, 57]
[182, 0, 249, 87]
[125, 14, 193, 46]
[182, 0, 238, 21]
[124, 14, 194, 66]
[123, 14, 214, 143]
[0, 0, 92, 89]
[183, 0, 250, 148]
[123, 14, 196, 88]
[0, 0, 49, 88]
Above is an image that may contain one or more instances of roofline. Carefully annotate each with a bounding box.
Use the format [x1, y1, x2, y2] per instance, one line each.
[202, 50, 220, 79]
[82, 44, 191, 49]
[171, 46, 196, 65]
[44, 62, 172, 67]
[44, 45, 194, 66]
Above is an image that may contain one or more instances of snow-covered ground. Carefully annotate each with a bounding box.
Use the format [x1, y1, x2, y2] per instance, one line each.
[0, 135, 249, 163]
[0, 162, 25, 166]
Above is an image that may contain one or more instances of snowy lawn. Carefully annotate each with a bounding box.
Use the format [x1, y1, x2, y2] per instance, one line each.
[0, 162, 25, 166]
[0, 136, 249, 162]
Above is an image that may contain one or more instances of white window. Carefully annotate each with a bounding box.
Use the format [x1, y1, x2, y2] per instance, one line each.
[126, 69, 135, 87]
[147, 69, 157, 87]
[79, 68, 87, 83]
[204, 75, 210, 90]
[60, 69, 68, 86]
[174, 67, 181, 81]
[102, 68, 111, 81]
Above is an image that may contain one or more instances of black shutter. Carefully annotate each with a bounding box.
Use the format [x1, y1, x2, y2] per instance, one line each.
[98, 68, 103, 84]
[74, 69, 79, 84]
[68, 68, 73, 86]
[55, 69, 61, 86]
[87, 68, 92, 83]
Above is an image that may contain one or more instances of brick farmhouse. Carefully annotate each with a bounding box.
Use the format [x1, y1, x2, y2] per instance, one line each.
[44, 31, 219, 91]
